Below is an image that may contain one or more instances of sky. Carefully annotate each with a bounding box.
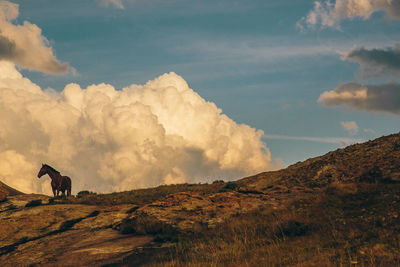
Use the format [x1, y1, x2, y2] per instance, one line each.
[0, 0, 399, 194]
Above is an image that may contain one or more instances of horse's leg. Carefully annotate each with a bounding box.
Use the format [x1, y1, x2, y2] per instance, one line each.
[52, 188, 56, 197]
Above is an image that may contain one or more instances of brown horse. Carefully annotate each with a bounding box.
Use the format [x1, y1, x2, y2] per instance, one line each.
[37, 164, 71, 197]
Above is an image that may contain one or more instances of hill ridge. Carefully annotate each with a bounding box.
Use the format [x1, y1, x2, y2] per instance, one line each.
[239, 131, 400, 191]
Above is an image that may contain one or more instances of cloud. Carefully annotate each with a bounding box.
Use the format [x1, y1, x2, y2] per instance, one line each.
[298, 0, 400, 29]
[178, 39, 348, 63]
[341, 121, 359, 135]
[342, 44, 400, 79]
[319, 82, 400, 113]
[0, 61, 275, 194]
[99, 0, 125, 9]
[262, 134, 363, 146]
[0, 1, 71, 74]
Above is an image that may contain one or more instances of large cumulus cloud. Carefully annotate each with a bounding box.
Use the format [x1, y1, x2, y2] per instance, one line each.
[298, 0, 400, 29]
[318, 82, 400, 113]
[0, 61, 274, 194]
[0, 1, 71, 74]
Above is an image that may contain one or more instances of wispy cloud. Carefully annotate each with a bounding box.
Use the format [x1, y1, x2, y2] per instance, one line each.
[177, 41, 344, 63]
[172, 36, 399, 67]
[263, 134, 364, 146]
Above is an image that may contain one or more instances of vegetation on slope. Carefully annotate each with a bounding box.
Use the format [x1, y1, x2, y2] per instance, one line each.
[140, 132, 400, 266]
[151, 183, 400, 266]
[57, 182, 226, 206]
[239, 132, 400, 191]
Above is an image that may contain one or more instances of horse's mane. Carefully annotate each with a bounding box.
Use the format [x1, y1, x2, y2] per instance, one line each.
[43, 164, 60, 174]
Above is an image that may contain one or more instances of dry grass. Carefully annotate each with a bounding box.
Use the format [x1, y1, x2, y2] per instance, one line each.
[52, 182, 225, 206]
[149, 183, 400, 266]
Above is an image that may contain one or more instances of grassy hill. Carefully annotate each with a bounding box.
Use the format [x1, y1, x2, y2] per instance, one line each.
[1, 132, 400, 266]
[148, 132, 400, 266]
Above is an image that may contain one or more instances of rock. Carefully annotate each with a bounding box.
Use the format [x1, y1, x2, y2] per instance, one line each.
[0, 186, 8, 202]
[118, 191, 268, 234]
[0, 196, 153, 266]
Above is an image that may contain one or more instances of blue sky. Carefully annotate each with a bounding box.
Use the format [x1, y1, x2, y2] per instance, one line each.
[15, 0, 400, 166]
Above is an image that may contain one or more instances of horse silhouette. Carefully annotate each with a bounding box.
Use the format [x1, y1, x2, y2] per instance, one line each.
[37, 164, 71, 197]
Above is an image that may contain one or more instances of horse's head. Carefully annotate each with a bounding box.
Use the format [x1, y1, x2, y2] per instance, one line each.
[37, 164, 47, 178]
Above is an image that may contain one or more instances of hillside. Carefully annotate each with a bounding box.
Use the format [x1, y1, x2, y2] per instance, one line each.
[239, 132, 400, 189]
[0, 181, 23, 196]
[1, 132, 400, 266]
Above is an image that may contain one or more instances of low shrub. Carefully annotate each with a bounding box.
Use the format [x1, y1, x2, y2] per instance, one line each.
[219, 181, 239, 192]
[25, 199, 42, 207]
[120, 224, 135, 235]
[154, 233, 178, 243]
[280, 221, 310, 238]
[77, 190, 95, 198]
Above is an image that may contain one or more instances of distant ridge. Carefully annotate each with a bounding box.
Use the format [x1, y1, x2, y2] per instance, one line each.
[0, 181, 24, 196]
[240, 132, 400, 190]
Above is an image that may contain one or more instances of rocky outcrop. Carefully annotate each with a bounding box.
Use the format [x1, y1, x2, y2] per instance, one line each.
[0, 195, 153, 266]
[0, 190, 282, 265]
[116, 191, 276, 235]
[0, 186, 8, 202]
